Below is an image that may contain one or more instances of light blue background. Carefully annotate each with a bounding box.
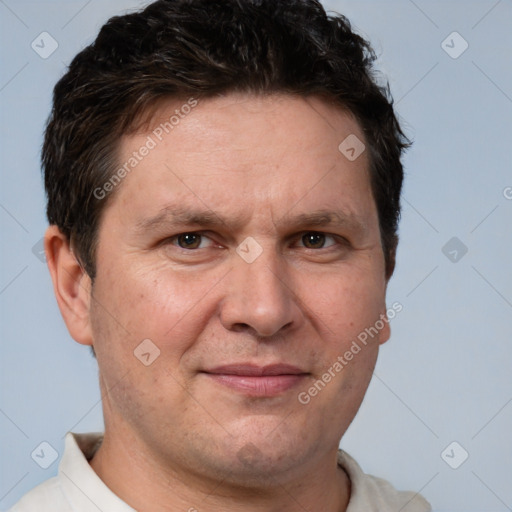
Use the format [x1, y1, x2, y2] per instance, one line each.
[1, 1, 511, 510]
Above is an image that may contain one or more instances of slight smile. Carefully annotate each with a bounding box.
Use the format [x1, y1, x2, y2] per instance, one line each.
[202, 364, 310, 397]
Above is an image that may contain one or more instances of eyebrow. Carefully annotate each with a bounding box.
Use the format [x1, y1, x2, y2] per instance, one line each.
[135, 206, 237, 233]
[135, 206, 368, 236]
[281, 211, 367, 233]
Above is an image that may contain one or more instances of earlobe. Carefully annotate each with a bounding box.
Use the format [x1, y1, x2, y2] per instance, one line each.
[44, 225, 94, 346]
[379, 309, 391, 345]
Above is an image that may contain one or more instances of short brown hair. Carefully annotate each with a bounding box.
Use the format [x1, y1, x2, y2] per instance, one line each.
[43, 0, 409, 279]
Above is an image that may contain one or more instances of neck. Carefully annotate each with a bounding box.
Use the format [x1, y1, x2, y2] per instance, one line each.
[89, 429, 351, 512]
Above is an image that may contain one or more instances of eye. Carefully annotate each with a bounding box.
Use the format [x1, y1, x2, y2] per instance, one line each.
[299, 232, 337, 249]
[171, 233, 213, 250]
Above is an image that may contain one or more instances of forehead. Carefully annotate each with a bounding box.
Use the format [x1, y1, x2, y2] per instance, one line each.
[129, 93, 366, 169]
[108, 93, 376, 232]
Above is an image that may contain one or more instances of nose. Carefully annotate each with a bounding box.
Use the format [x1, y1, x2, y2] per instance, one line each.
[219, 246, 304, 338]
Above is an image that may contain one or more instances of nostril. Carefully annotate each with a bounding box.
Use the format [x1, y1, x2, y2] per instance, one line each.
[231, 323, 252, 333]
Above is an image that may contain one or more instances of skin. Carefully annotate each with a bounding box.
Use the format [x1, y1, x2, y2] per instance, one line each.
[46, 93, 392, 512]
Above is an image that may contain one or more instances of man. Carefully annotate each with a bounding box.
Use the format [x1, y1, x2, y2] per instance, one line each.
[10, 0, 431, 510]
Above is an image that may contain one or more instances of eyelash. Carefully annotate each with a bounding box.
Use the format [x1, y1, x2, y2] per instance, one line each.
[165, 231, 344, 251]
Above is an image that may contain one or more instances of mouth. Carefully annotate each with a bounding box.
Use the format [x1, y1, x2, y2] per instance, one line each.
[201, 364, 310, 397]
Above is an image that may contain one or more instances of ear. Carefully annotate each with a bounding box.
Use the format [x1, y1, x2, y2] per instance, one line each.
[45, 225, 93, 346]
[385, 237, 397, 280]
[380, 241, 396, 345]
[378, 307, 391, 346]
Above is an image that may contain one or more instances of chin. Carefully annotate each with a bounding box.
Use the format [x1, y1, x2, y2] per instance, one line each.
[202, 421, 317, 485]
[213, 447, 303, 488]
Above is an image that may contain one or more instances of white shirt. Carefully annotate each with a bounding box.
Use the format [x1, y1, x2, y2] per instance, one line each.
[10, 432, 431, 511]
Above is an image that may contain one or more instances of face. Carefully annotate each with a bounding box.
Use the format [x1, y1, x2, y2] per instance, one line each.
[87, 94, 390, 485]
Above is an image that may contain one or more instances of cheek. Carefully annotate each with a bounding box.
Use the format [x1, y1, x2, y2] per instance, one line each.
[298, 264, 386, 409]
[91, 260, 226, 365]
[89, 264, 202, 425]
[306, 268, 386, 340]
[299, 275, 382, 431]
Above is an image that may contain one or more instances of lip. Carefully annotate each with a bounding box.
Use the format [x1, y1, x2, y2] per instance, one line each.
[202, 364, 309, 397]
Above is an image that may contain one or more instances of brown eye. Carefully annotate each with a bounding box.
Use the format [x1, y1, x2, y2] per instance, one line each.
[301, 232, 327, 249]
[176, 233, 202, 249]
